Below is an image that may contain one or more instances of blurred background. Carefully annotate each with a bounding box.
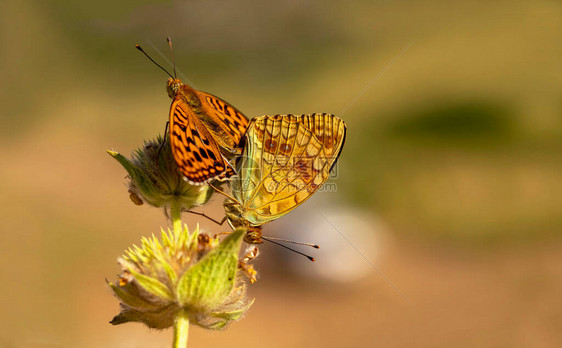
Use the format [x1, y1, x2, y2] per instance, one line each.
[1, 0, 561, 347]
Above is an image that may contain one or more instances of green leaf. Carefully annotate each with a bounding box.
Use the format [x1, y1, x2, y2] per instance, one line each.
[175, 228, 245, 309]
[107, 150, 141, 179]
[110, 305, 176, 329]
[154, 251, 178, 284]
[128, 269, 174, 302]
[209, 298, 255, 321]
[108, 281, 162, 311]
[203, 319, 229, 330]
[106, 150, 160, 204]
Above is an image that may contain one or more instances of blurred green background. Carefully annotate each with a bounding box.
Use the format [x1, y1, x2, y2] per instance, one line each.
[1, 0, 561, 347]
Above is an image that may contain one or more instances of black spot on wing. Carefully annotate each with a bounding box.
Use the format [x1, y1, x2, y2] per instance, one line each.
[193, 151, 202, 162]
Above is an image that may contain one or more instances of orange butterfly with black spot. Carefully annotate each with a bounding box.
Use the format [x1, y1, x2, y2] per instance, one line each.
[166, 78, 249, 184]
[136, 43, 249, 185]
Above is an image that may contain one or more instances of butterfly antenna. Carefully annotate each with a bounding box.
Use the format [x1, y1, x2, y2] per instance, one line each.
[261, 236, 319, 249]
[135, 44, 174, 79]
[262, 237, 315, 262]
[166, 37, 177, 78]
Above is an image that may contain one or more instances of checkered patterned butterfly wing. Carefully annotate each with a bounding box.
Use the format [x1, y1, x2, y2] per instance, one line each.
[167, 79, 249, 184]
[227, 113, 346, 226]
[169, 98, 234, 184]
[197, 91, 249, 150]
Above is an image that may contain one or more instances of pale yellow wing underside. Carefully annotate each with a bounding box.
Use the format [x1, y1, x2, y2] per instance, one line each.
[227, 113, 346, 226]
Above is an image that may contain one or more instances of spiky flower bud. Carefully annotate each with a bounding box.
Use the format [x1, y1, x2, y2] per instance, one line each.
[107, 135, 213, 210]
[109, 225, 254, 331]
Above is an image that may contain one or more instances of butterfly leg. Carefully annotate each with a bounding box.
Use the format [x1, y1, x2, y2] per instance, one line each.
[214, 231, 232, 238]
[184, 210, 227, 226]
[209, 183, 240, 203]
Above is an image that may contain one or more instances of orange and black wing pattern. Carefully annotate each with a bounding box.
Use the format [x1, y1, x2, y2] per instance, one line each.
[198, 91, 249, 150]
[169, 98, 234, 184]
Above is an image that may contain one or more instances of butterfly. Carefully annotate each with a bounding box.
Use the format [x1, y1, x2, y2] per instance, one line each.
[167, 78, 249, 185]
[222, 113, 346, 244]
[136, 43, 249, 185]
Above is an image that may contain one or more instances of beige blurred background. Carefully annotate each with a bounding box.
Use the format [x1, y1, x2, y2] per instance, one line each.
[1, 0, 561, 347]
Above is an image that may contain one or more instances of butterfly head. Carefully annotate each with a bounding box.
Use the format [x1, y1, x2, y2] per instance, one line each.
[167, 78, 201, 107]
[166, 78, 183, 98]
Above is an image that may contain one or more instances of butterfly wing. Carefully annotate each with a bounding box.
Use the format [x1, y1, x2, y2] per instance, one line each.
[169, 98, 234, 184]
[197, 91, 249, 150]
[229, 113, 346, 226]
[186, 91, 248, 152]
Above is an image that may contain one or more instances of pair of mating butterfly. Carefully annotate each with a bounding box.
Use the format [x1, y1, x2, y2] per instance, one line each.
[137, 42, 346, 253]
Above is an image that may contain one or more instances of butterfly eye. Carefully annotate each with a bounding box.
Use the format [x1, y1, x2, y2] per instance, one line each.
[166, 78, 183, 98]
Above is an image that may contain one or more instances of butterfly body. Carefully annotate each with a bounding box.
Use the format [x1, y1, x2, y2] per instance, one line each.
[224, 113, 347, 244]
[166, 78, 249, 185]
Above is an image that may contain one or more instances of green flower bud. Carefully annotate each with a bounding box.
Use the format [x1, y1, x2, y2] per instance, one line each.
[108, 225, 254, 330]
[107, 135, 213, 210]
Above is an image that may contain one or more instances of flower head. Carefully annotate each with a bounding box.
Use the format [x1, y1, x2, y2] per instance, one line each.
[108, 225, 254, 330]
[107, 135, 213, 210]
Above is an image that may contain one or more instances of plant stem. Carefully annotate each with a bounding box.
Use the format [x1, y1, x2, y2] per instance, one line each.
[170, 200, 182, 234]
[170, 200, 188, 347]
[172, 308, 190, 348]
